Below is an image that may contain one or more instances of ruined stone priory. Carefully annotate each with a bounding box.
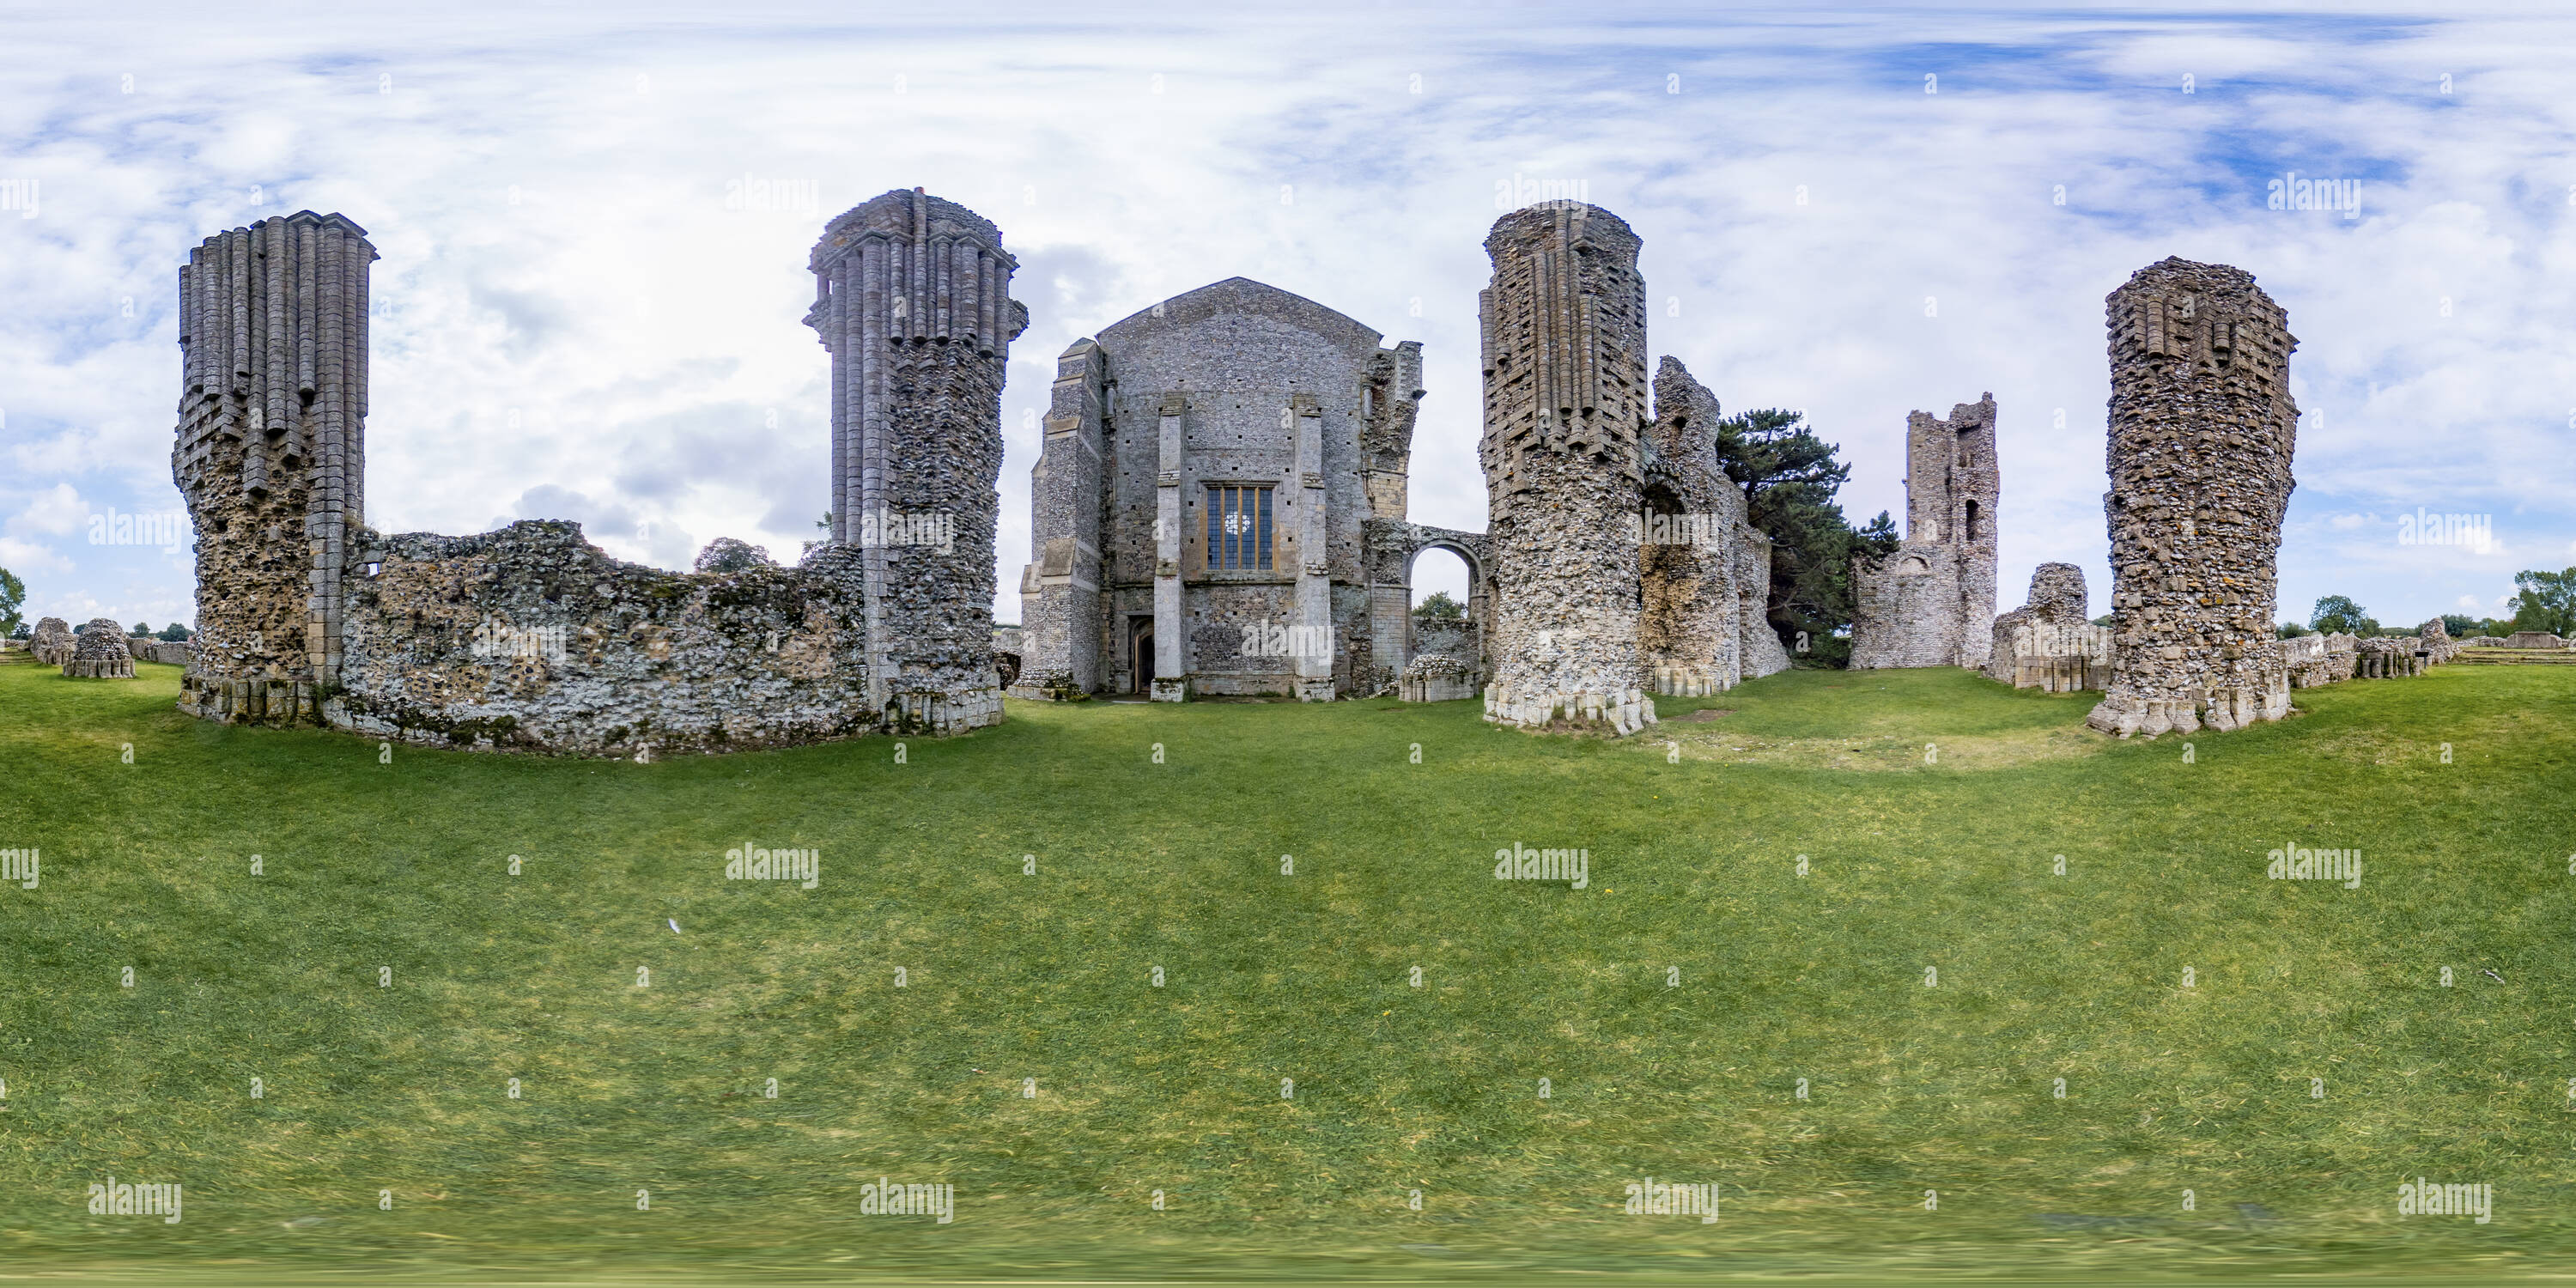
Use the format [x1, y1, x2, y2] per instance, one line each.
[2086, 257, 2299, 738]
[173, 191, 1019, 755]
[1850, 396, 2000, 670]
[1011, 200, 1783, 716]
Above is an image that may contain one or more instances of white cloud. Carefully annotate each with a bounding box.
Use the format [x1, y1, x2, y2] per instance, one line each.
[6, 483, 85, 537]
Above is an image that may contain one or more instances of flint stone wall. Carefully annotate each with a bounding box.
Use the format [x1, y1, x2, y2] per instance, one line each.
[328, 520, 887, 755]
[2087, 258, 2299, 738]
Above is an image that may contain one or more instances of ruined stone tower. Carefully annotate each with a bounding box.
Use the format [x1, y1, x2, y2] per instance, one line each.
[1477, 203, 1656, 732]
[172, 211, 375, 725]
[806, 188, 1027, 732]
[1850, 395, 1999, 670]
[2086, 257, 2298, 737]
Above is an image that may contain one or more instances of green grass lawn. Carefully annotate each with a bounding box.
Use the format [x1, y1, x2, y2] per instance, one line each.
[3, 649, 2573, 1283]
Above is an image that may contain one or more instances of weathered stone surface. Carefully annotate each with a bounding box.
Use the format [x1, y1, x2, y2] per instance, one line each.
[2503, 630, 2567, 649]
[30, 617, 74, 666]
[64, 619, 137, 678]
[1852, 395, 1999, 670]
[1984, 562, 2110, 691]
[1640, 359, 1784, 696]
[1478, 203, 1656, 733]
[142, 640, 197, 666]
[2086, 258, 2298, 738]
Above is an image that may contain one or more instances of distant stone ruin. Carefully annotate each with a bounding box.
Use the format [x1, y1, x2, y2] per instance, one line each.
[64, 618, 136, 679]
[172, 191, 1020, 754]
[2086, 258, 2300, 738]
[1984, 563, 2111, 692]
[30, 617, 74, 666]
[2503, 630, 2567, 649]
[1851, 396, 2000, 670]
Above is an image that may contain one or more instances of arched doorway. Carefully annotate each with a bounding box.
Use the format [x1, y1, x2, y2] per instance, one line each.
[1130, 621, 1156, 696]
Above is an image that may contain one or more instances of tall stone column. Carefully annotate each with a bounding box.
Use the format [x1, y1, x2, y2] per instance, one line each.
[2086, 257, 2298, 738]
[1151, 392, 1188, 702]
[1476, 202, 1656, 733]
[1291, 392, 1334, 701]
[172, 211, 375, 726]
[807, 188, 1026, 733]
[1014, 338, 1107, 696]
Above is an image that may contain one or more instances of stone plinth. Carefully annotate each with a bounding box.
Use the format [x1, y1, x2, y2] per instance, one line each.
[64, 619, 137, 679]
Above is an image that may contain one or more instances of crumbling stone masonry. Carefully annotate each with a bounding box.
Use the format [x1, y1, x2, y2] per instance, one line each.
[1984, 562, 2111, 692]
[30, 617, 74, 666]
[173, 195, 1018, 753]
[173, 212, 374, 725]
[1641, 359, 1789, 696]
[64, 620, 137, 679]
[1477, 203, 1658, 733]
[2086, 258, 2298, 738]
[2281, 633, 2356, 688]
[1850, 396, 2000, 670]
[806, 188, 1024, 730]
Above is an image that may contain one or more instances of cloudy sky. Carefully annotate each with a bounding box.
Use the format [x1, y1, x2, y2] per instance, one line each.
[3, 3, 2571, 634]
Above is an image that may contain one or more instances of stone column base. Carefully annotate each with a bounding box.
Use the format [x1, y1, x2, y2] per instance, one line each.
[1294, 677, 1336, 703]
[1484, 683, 1659, 736]
[1150, 677, 1188, 703]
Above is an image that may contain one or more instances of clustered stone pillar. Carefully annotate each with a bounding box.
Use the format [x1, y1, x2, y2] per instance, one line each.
[2086, 257, 2298, 738]
[64, 620, 137, 679]
[1477, 203, 1656, 733]
[806, 189, 1026, 733]
[1013, 338, 1109, 697]
[173, 211, 375, 725]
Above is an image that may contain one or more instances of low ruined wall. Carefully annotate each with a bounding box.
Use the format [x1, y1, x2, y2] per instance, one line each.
[1992, 621, 2115, 692]
[141, 641, 195, 666]
[1851, 544, 1965, 669]
[324, 520, 885, 756]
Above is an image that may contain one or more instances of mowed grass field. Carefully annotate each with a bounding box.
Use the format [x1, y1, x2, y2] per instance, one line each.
[2, 647, 2574, 1283]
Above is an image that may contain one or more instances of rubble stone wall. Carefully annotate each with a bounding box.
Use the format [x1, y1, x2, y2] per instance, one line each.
[1984, 562, 2109, 691]
[2086, 258, 2300, 738]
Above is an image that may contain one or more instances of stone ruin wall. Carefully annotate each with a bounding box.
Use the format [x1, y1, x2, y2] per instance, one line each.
[1640, 357, 1787, 696]
[2086, 258, 2299, 738]
[1850, 396, 1999, 670]
[331, 524, 877, 754]
[30, 617, 75, 666]
[173, 191, 1018, 754]
[1984, 562, 2112, 692]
